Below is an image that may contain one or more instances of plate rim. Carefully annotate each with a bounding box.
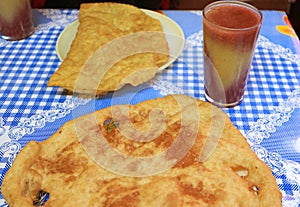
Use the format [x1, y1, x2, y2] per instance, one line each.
[56, 9, 185, 70]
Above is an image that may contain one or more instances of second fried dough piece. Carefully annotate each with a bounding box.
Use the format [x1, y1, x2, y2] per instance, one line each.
[48, 3, 169, 95]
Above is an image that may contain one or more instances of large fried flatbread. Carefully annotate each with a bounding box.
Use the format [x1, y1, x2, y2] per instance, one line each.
[48, 3, 169, 95]
[2, 95, 282, 206]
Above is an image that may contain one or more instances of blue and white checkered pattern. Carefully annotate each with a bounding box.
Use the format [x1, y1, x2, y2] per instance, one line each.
[0, 9, 299, 206]
[0, 33, 63, 123]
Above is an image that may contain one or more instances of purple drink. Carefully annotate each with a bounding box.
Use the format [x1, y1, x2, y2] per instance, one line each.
[0, 0, 34, 40]
[203, 1, 262, 107]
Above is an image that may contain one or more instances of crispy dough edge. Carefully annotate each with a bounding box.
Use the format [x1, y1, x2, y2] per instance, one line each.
[2, 141, 40, 207]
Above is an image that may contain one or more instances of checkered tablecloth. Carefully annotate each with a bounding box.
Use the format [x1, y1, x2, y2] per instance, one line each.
[0, 9, 299, 206]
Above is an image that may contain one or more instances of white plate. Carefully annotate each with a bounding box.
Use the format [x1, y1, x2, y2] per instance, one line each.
[56, 9, 185, 70]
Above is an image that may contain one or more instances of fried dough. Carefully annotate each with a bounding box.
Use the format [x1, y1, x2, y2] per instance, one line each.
[2, 95, 282, 206]
[48, 3, 169, 95]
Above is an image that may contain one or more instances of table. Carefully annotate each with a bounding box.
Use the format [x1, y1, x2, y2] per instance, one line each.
[0, 9, 299, 207]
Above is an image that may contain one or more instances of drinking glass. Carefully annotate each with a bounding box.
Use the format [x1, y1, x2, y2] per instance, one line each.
[203, 1, 262, 107]
[0, 0, 35, 41]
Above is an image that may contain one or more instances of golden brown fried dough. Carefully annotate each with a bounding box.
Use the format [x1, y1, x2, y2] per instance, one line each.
[2, 95, 282, 207]
[48, 3, 169, 95]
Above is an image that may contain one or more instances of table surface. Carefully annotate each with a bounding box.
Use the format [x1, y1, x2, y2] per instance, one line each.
[0, 9, 299, 207]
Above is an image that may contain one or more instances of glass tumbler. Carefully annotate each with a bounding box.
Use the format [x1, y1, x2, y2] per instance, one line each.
[0, 0, 35, 41]
[203, 1, 262, 107]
